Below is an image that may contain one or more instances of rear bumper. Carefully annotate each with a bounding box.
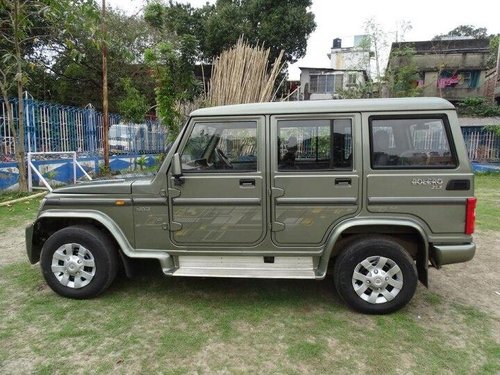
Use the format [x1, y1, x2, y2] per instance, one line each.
[432, 243, 476, 267]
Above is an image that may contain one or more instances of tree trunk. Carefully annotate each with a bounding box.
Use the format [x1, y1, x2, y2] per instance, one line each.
[102, 0, 109, 170]
[14, 0, 28, 192]
[16, 79, 28, 192]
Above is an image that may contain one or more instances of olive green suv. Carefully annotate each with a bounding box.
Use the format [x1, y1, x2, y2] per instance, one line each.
[26, 98, 476, 314]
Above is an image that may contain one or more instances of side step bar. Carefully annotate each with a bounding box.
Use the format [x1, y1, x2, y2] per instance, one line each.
[167, 255, 317, 279]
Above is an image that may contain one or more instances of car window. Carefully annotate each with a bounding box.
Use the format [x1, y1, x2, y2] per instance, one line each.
[370, 117, 456, 169]
[181, 121, 257, 172]
[277, 119, 352, 171]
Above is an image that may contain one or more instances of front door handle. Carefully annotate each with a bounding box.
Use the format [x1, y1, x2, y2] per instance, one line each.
[239, 179, 255, 187]
[335, 178, 351, 186]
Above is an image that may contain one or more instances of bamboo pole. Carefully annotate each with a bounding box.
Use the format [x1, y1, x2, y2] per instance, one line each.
[206, 38, 284, 107]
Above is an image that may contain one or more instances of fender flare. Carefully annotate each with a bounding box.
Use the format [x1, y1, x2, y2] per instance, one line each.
[317, 217, 429, 283]
[34, 210, 174, 271]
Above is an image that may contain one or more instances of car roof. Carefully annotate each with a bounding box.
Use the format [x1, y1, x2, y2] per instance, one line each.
[190, 97, 455, 117]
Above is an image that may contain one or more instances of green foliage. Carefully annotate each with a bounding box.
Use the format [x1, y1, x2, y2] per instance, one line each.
[457, 97, 500, 117]
[22, 2, 155, 112]
[433, 25, 489, 40]
[135, 155, 147, 170]
[144, 0, 316, 65]
[385, 46, 422, 98]
[145, 36, 200, 142]
[483, 125, 500, 136]
[98, 163, 111, 177]
[117, 78, 149, 123]
[487, 35, 499, 68]
[337, 82, 374, 99]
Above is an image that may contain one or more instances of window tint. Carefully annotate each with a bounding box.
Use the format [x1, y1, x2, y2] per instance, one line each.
[370, 117, 456, 169]
[182, 121, 257, 172]
[277, 119, 352, 171]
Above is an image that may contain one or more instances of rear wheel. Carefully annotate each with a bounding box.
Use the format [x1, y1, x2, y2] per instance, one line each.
[40, 225, 119, 299]
[333, 235, 418, 314]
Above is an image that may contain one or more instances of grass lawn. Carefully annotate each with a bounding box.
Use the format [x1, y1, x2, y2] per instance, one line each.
[0, 195, 42, 234]
[475, 174, 500, 232]
[0, 176, 499, 373]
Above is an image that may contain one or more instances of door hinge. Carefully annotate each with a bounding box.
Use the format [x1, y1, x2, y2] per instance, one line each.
[271, 187, 285, 199]
[170, 221, 182, 231]
[272, 221, 285, 232]
[168, 188, 181, 198]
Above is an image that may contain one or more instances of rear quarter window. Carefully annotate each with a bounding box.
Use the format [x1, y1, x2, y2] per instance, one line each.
[369, 116, 457, 169]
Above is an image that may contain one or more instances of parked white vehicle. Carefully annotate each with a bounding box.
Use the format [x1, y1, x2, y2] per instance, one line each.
[109, 123, 149, 153]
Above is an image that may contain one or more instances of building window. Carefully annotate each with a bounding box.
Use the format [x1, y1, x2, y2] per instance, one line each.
[347, 73, 357, 86]
[437, 70, 480, 89]
[309, 74, 336, 94]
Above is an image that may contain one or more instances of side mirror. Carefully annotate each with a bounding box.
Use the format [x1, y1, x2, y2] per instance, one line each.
[172, 153, 184, 186]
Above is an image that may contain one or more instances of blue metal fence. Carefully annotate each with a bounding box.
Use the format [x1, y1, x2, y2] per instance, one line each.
[462, 126, 500, 162]
[0, 95, 167, 160]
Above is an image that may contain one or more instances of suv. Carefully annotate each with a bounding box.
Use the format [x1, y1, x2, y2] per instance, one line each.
[26, 98, 476, 314]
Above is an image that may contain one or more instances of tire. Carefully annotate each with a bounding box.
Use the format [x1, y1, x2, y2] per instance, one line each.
[40, 225, 119, 299]
[333, 235, 418, 314]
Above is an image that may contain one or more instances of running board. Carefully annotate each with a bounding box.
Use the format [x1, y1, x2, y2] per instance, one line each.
[168, 255, 316, 279]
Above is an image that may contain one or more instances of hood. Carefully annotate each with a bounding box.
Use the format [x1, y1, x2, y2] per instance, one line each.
[54, 178, 134, 194]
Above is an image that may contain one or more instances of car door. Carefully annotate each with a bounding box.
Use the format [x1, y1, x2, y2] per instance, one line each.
[168, 116, 267, 246]
[270, 114, 362, 245]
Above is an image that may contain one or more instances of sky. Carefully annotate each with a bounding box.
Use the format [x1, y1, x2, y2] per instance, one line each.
[107, 0, 500, 80]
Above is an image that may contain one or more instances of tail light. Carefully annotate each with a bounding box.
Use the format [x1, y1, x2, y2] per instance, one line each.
[465, 197, 477, 235]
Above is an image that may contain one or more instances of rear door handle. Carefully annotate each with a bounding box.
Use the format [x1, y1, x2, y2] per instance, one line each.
[335, 178, 351, 186]
[240, 179, 256, 187]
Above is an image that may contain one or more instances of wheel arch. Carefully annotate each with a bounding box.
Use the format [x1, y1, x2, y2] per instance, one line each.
[29, 210, 173, 275]
[318, 218, 429, 287]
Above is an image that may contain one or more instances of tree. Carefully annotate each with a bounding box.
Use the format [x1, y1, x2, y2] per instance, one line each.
[0, 0, 56, 191]
[144, 35, 200, 142]
[144, 0, 316, 66]
[35, 4, 155, 113]
[117, 78, 149, 123]
[363, 18, 387, 81]
[385, 46, 422, 98]
[433, 25, 489, 40]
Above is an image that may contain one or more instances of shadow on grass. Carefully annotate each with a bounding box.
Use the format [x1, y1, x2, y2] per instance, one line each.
[107, 259, 345, 312]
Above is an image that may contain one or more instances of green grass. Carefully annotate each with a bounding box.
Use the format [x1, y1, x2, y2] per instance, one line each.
[0, 263, 498, 374]
[0, 195, 42, 233]
[475, 174, 500, 231]
[0, 176, 499, 373]
[0, 191, 40, 203]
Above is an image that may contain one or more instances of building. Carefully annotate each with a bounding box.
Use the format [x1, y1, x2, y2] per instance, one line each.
[484, 44, 500, 105]
[387, 38, 491, 103]
[299, 37, 371, 100]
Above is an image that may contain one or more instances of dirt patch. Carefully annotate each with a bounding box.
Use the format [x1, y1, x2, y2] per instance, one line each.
[428, 230, 500, 320]
[0, 221, 32, 267]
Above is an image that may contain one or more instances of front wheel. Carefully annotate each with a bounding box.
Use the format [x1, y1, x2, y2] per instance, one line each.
[333, 236, 418, 314]
[40, 225, 119, 299]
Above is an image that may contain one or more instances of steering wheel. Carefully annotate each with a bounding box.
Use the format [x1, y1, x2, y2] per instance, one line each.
[215, 148, 233, 169]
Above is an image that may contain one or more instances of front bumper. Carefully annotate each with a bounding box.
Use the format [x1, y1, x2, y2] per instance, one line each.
[25, 223, 36, 264]
[432, 243, 476, 267]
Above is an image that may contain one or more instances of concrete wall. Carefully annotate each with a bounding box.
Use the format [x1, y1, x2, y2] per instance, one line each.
[421, 70, 486, 100]
[330, 48, 370, 72]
